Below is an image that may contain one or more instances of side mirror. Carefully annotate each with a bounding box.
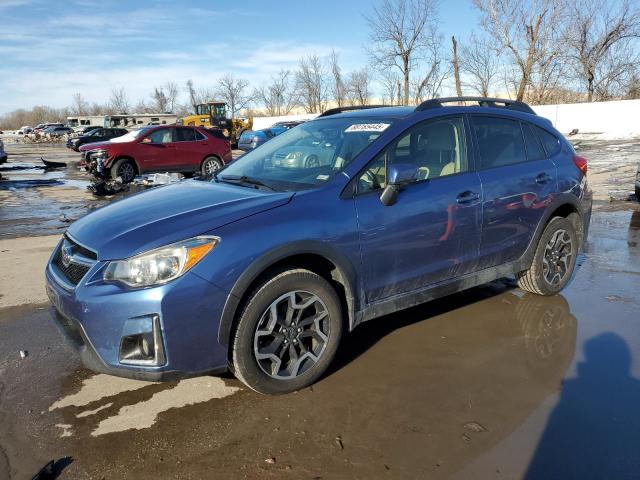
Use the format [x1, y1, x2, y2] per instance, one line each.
[380, 163, 417, 206]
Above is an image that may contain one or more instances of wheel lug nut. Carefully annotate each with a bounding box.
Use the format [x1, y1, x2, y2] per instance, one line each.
[297, 328, 302, 332]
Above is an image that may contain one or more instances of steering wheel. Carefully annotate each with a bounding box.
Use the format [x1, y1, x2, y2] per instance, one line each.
[304, 155, 320, 168]
[362, 169, 381, 190]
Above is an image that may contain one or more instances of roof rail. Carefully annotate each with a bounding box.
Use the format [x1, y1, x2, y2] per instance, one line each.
[415, 97, 536, 115]
[318, 105, 393, 117]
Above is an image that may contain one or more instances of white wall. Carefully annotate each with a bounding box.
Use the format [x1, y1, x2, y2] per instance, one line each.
[532, 99, 640, 138]
[252, 113, 319, 131]
[250, 99, 640, 139]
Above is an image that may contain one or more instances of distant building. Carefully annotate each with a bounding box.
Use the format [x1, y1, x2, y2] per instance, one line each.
[67, 113, 178, 128]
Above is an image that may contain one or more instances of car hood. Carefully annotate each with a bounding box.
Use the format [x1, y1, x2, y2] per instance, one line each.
[68, 180, 294, 260]
[79, 140, 119, 151]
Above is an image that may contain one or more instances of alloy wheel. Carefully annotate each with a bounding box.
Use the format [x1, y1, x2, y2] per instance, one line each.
[542, 229, 573, 286]
[204, 158, 221, 175]
[253, 290, 330, 380]
[118, 162, 135, 182]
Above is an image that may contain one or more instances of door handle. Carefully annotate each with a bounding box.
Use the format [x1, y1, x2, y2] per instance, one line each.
[536, 173, 552, 184]
[456, 191, 480, 204]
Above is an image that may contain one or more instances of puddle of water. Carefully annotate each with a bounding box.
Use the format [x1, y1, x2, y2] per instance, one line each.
[90, 377, 240, 436]
[49, 374, 154, 410]
[48, 373, 240, 437]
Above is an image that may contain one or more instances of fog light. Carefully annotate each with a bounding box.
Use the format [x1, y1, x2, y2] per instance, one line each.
[119, 315, 166, 366]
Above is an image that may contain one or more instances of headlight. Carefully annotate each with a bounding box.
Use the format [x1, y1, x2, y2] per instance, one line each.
[104, 236, 219, 287]
[91, 149, 108, 159]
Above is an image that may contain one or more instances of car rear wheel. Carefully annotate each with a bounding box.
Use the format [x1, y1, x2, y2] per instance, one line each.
[517, 217, 578, 295]
[201, 156, 223, 176]
[110, 158, 137, 183]
[231, 269, 343, 394]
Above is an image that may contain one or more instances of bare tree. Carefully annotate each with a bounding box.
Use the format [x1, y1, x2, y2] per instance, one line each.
[564, 0, 640, 101]
[527, 51, 568, 104]
[89, 102, 106, 116]
[253, 69, 298, 116]
[473, 0, 564, 101]
[71, 93, 89, 116]
[295, 54, 328, 113]
[412, 42, 450, 103]
[625, 71, 640, 99]
[365, 0, 440, 105]
[134, 99, 153, 114]
[459, 33, 500, 97]
[164, 82, 180, 113]
[347, 69, 371, 106]
[451, 36, 463, 96]
[329, 50, 348, 107]
[379, 70, 401, 105]
[151, 87, 168, 112]
[109, 87, 130, 114]
[186, 79, 198, 113]
[216, 74, 252, 118]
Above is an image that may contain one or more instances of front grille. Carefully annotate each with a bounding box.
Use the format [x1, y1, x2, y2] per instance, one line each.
[52, 236, 97, 286]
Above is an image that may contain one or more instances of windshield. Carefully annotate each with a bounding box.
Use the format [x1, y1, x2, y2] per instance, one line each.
[219, 117, 392, 191]
[109, 128, 148, 143]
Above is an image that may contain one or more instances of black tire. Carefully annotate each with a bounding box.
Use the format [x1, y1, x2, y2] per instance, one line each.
[110, 158, 137, 183]
[517, 217, 578, 295]
[201, 156, 223, 176]
[232, 269, 343, 394]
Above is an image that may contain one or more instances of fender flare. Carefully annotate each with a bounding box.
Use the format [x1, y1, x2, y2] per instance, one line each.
[217, 240, 360, 348]
[519, 193, 585, 270]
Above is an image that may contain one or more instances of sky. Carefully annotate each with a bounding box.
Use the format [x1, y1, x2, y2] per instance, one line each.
[0, 0, 480, 114]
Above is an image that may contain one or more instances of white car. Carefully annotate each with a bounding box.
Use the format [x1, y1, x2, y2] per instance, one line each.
[18, 126, 33, 135]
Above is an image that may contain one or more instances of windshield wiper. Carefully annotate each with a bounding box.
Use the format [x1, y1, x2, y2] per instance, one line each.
[218, 175, 277, 191]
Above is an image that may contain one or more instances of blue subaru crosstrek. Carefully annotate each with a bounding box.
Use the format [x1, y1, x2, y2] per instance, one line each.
[46, 97, 592, 394]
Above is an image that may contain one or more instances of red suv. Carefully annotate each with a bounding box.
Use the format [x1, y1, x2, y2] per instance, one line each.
[80, 125, 232, 183]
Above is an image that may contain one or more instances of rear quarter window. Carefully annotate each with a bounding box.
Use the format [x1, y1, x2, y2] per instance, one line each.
[522, 123, 546, 161]
[534, 125, 561, 157]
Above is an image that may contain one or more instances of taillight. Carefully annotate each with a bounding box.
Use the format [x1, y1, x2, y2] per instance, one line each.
[573, 155, 588, 175]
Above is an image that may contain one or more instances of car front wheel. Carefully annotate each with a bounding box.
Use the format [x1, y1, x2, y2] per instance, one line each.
[232, 269, 343, 394]
[110, 158, 137, 183]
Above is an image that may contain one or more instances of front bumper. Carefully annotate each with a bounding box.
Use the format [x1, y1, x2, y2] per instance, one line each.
[45, 247, 231, 381]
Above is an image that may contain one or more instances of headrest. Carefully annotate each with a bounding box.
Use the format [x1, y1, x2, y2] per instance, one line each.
[426, 123, 456, 150]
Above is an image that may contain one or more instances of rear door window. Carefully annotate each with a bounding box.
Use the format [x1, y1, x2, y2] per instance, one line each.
[175, 127, 196, 142]
[534, 126, 561, 157]
[522, 123, 546, 161]
[472, 116, 527, 169]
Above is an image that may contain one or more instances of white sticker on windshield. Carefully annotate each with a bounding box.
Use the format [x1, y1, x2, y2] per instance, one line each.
[345, 123, 390, 133]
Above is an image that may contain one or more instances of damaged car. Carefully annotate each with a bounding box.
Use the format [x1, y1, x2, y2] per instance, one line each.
[79, 125, 232, 183]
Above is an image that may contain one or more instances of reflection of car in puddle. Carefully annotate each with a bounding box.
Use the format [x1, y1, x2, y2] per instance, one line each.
[514, 293, 577, 387]
[627, 210, 640, 250]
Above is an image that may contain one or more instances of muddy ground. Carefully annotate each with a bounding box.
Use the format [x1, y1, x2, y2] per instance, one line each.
[0, 137, 639, 479]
